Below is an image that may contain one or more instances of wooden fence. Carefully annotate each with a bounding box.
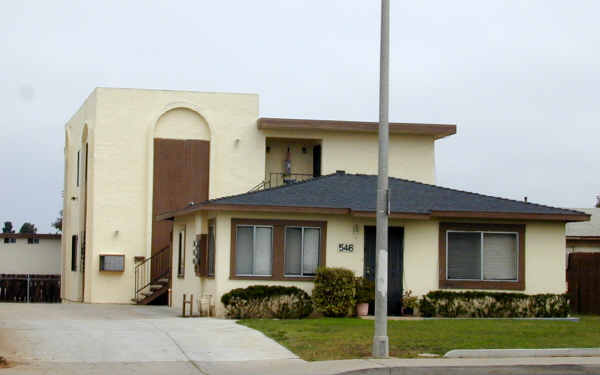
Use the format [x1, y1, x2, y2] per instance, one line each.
[567, 253, 600, 315]
[0, 274, 61, 303]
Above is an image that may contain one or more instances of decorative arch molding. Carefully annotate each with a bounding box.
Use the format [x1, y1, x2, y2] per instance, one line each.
[149, 102, 215, 140]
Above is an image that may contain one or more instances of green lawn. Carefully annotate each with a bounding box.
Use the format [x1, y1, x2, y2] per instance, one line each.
[239, 316, 600, 361]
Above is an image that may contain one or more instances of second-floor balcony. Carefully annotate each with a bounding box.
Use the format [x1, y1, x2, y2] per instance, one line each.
[250, 137, 322, 191]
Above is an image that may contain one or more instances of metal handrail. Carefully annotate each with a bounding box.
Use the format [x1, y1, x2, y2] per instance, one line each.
[134, 246, 170, 302]
[249, 180, 266, 192]
[269, 172, 313, 188]
[249, 172, 314, 192]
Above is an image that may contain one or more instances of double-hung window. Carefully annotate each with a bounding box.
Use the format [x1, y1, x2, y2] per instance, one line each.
[285, 227, 320, 276]
[440, 223, 524, 290]
[235, 225, 273, 276]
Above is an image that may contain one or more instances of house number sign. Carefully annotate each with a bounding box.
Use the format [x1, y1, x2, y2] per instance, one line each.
[338, 243, 354, 253]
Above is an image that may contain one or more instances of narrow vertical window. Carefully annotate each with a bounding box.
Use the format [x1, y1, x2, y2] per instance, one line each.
[177, 230, 185, 277]
[71, 235, 78, 271]
[76, 150, 80, 187]
[207, 224, 215, 276]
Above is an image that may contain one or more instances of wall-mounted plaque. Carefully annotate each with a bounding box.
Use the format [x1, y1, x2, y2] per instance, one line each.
[99, 254, 125, 272]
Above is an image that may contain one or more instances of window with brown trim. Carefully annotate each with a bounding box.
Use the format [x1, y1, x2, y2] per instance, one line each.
[230, 218, 327, 281]
[439, 223, 525, 290]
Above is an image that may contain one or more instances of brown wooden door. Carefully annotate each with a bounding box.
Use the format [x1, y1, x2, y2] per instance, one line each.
[152, 138, 209, 278]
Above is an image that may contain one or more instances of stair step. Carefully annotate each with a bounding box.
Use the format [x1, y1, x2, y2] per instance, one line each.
[150, 285, 164, 291]
[157, 278, 169, 284]
[142, 292, 154, 297]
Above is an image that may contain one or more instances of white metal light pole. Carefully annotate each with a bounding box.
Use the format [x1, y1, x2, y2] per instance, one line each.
[373, 0, 390, 358]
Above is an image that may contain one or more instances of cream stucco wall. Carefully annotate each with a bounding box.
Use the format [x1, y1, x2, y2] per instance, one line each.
[525, 222, 567, 293]
[62, 88, 261, 303]
[169, 210, 568, 317]
[62, 90, 96, 302]
[170, 214, 206, 310]
[261, 130, 436, 184]
[0, 238, 61, 274]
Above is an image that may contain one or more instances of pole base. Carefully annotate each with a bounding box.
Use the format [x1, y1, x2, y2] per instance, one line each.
[372, 335, 389, 358]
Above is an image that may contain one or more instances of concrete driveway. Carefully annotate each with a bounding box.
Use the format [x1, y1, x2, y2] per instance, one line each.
[0, 303, 298, 374]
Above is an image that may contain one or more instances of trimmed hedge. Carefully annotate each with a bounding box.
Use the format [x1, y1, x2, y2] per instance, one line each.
[312, 267, 356, 317]
[221, 285, 312, 319]
[419, 291, 569, 318]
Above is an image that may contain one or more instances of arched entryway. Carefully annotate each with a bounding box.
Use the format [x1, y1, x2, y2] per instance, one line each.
[151, 108, 210, 284]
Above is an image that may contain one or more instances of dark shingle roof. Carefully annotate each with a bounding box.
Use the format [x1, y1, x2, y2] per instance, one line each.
[160, 172, 589, 221]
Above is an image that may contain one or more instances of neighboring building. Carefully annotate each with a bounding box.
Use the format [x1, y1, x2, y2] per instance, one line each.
[0, 234, 61, 274]
[566, 208, 600, 253]
[61, 87, 589, 315]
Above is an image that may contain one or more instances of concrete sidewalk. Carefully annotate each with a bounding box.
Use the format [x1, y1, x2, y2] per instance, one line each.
[3, 357, 600, 375]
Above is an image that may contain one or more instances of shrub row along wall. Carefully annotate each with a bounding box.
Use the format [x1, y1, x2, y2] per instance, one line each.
[419, 291, 569, 318]
[221, 285, 312, 319]
[0, 274, 61, 303]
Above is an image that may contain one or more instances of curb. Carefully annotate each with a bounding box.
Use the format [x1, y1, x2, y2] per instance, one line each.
[444, 348, 600, 358]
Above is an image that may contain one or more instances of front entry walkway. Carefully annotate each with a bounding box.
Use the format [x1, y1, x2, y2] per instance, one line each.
[0, 303, 297, 373]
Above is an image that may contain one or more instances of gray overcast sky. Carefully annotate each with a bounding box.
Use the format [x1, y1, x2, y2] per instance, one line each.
[1, 1, 598, 233]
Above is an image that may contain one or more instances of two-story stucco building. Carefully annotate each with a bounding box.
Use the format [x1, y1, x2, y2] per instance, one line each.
[61, 87, 589, 316]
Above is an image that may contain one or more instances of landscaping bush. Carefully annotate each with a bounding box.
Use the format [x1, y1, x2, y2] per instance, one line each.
[312, 267, 356, 317]
[355, 277, 375, 304]
[419, 291, 569, 318]
[221, 285, 312, 319]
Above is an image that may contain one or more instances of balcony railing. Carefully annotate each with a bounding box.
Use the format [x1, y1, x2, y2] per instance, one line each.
[250, 172, 314, 192]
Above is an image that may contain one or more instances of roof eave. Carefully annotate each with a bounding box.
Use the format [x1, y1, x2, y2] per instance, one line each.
[156, 204, 352, 221]
[431, 211, 591, 222]
[158, 205, 589, 223]
[257, 117, 456, 140]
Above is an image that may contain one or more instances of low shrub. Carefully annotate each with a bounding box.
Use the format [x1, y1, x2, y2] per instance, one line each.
[221, 285, 312, 319]
[419, 291, 569, 318]
[402, 290, 419, 310]
[355, 277, 375, 304]
[312, 267, 356, 317]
